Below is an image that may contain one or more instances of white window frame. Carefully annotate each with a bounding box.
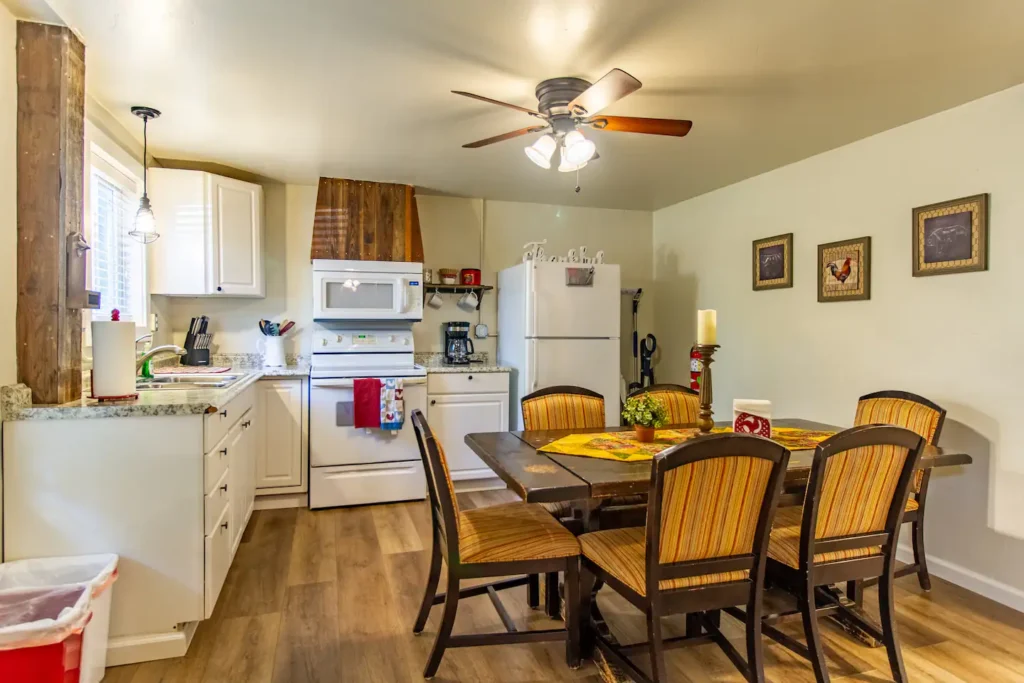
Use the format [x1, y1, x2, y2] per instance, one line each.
[83, 122, 150, 351]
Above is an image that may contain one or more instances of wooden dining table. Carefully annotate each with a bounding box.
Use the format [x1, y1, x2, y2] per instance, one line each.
[465, 418, 973, 653]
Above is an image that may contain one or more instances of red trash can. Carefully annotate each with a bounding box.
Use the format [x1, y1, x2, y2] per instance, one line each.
[0, 584, 92, 683]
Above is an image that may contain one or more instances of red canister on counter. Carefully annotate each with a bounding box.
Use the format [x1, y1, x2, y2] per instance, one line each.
[460, 268, 481, 286]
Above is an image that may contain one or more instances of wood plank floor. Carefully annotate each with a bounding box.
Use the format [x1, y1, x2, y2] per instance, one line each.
[106, 490, 1024, 682]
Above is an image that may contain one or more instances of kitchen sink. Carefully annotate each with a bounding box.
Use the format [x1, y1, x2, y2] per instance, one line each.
[136, 374, 242, 391]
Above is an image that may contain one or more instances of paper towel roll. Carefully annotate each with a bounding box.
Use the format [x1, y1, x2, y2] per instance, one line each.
[92, 320, 137, 398]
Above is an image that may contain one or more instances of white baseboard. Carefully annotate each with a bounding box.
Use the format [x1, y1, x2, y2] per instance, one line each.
[254, 492, 307, 510]
[896, 544, 1024, 613]
[106, 621, 197, 666]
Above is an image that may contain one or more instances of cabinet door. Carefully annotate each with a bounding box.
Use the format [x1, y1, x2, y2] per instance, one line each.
[427, 392, 508, 475]
[225, 420, 246, 554]
[208, 174, 263, 296]
[254, 379, 303, 489]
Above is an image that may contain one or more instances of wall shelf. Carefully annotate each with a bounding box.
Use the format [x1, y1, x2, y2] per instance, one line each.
[423, 284, 493, 310]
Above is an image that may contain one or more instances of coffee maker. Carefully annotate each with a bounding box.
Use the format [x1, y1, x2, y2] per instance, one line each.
[443, 321, 474, 365]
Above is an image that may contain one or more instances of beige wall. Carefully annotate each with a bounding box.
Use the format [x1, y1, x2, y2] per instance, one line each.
[0, 5, 16, 386]
[165, 191, 655, 389]
[652, 83, 1024, 609]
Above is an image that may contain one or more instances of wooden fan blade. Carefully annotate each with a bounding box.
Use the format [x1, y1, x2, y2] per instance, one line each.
[568, 68, 642, 116]
[462, 126, 548, 149]
[586, 115, 693, 137]
[452, 91, 542, 118]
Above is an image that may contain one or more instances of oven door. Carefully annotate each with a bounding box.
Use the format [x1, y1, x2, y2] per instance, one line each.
[309, 377, 428, 467]
[312, 271, 423, 321]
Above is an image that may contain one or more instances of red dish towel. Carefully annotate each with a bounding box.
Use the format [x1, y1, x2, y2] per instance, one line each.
[353, 378, 382, 429]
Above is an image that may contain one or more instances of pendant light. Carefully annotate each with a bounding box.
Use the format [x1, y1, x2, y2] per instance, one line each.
[129, 106, 161, 244]
[524, 134, 557, 169]
[563, 129, 596, 166]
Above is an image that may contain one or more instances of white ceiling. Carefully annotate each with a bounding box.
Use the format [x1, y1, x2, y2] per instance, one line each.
[14, 0, 1024, 210]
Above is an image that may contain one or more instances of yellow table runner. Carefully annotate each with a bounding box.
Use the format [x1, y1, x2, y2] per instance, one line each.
[538, 427, 837, 462]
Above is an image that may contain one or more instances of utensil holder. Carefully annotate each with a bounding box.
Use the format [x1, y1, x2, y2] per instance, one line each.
[264, 336, 286, 368]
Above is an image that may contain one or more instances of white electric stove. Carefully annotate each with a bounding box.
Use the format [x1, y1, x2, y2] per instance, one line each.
[309, 326, 428, 509]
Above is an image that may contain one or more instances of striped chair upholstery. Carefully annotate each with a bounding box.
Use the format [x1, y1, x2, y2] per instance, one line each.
[768, 442, 912, 569]
[629, 384, 701, 426]
[854, 392, 944, 491]
[581, 452, 776, 595]
[521, 390, 605, 431]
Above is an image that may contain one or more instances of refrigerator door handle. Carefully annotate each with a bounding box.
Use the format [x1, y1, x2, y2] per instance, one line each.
[526, 339, 537, 393]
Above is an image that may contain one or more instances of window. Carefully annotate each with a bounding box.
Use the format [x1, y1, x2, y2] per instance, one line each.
[87, 146, 146, 327]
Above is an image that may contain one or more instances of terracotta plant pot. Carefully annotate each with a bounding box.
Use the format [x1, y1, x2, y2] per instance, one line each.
[634, 424, 656, 443]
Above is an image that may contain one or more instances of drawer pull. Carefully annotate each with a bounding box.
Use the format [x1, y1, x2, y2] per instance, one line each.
[220, 410, 228, 418]
[243, 420, 251, 428]
[220, 484, 228, 492]
[221, 521, 229, 530]
[220, 448, 228, 457]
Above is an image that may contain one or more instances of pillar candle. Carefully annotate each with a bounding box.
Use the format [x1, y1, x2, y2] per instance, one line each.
[697, 309, 717, 345]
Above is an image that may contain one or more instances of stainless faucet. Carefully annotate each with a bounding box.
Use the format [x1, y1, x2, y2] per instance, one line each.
[136, 345, 187, 374]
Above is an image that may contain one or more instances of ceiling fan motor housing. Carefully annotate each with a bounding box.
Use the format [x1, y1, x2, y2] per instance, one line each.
[535, 77, 591, 117]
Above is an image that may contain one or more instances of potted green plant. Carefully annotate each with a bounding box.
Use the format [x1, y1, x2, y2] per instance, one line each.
[622, 394, 669, 443]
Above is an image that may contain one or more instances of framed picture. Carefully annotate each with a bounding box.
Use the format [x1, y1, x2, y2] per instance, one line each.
[818, 236, 871, 302]
[752, 233, 793, 290]
[912, 193, 988, 276]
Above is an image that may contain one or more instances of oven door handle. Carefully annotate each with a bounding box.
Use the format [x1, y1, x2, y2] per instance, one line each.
[311, 377, 427, 389]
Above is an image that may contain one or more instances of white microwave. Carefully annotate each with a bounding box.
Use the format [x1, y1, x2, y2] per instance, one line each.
[312, 260, 423, 321]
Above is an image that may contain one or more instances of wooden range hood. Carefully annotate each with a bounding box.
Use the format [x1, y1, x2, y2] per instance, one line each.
[310, 177, 424, 262]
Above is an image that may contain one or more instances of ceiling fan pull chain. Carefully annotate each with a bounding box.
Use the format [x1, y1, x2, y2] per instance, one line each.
[575, 167, 581, 194]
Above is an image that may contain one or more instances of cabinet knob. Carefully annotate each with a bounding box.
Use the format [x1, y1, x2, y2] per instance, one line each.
[430, 399, 436, 406]
[217, 286, 223, 292]
[468, 375, 473, 380]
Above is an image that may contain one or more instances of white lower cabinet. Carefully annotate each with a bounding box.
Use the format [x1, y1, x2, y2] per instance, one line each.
[226, 409, 256, 554]
[427, 372, 509, 488]
[254, 378, 307, 492]
[204, 504, 232, 619]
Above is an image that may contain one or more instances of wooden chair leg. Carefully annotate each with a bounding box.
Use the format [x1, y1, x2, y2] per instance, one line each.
[800, 584, 830, 683]
[912, 519, 931, 591]
[544, 571, 561, 619]
[879, 565, 908, 683]
[423, 573, 460, 679]
[746, 583, 766, 683]
[564, 559, 581, 669]
[413, 529, 443, 634]
[647, 603, 667, 683]
[527, 573, 540, 609]
[579, 565, 597, 658]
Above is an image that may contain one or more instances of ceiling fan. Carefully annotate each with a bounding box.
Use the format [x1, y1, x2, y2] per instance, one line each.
[453, 68, 692, 172]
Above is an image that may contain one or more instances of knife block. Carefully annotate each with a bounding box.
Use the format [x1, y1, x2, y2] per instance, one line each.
[182, 348, 210, 366]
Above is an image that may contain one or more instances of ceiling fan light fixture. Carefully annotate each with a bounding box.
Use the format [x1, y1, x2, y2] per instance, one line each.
[557, 146, 587, 173]
[563, 130, 596, 166]
[524, 134, 556, 168]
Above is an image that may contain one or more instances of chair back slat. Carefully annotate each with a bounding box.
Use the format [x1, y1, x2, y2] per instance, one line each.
[412, 410, 461, 552]
[646, 433, 790, 596]
[854, 390, 946, 492]
[521, 385, 605, 430]
[799, 425, 925, 570]
[627, 383, 700, 426]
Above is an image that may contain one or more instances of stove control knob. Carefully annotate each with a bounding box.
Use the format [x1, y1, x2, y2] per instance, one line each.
[320, 338, 328, 347]
[402, 337, 410, 345]
[336, 335, 343, 343]
[388, 335, 396, 342]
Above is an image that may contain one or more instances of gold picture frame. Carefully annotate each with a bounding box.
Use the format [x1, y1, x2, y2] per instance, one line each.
[752, 233, 793, 291]
[818, 236, 871, 302]
[912, 193, 988, 277]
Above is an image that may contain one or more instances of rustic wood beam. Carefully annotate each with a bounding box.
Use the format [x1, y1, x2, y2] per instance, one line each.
[16, 22, 85, 404]
[310, 177, 423, 262]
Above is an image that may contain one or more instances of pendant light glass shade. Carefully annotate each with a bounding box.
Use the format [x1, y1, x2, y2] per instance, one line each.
[558, 145, 588, 172]
[563, 130, 596, 166]
[524, 134, 557, 169]
[129, 106, 161, 244]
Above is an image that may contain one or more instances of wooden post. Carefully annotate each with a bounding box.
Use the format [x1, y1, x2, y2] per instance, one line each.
[16, 23, 85, 404]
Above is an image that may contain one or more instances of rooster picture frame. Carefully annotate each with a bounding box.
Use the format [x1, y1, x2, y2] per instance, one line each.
[752, 233, 793, 290]
[818, 236, 871, 302]
[912, 193, 988, 276]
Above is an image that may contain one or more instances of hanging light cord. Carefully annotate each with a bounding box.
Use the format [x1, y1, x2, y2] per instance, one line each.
[142, 116, 149, 198]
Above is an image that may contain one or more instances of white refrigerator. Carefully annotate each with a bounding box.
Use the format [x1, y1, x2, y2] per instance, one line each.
[497, 261, 621, 430]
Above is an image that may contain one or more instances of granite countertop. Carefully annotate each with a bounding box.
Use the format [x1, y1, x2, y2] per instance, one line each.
[3, 363, 311, 421]
[415, 353, 511, 374]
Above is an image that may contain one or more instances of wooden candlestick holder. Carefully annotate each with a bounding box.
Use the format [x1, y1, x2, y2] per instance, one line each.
[696, 344, 720, 432]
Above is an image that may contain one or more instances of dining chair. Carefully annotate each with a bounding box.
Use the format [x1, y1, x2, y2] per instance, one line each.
[627, 383, 701, 427]
[520, 385, 606, 613]
[854, 390, 946, 591]
[410, 410, 582, 678]
[578, 433, 791, 683]
[762, 425, 926, 683]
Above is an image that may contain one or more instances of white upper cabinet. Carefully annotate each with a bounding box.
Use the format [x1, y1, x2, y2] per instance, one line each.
[148, 168, 265, 297]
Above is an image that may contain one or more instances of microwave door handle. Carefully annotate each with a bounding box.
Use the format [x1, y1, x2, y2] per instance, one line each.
[400, 280, 410, 314]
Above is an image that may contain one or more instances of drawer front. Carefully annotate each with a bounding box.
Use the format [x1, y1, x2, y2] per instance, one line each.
[204, 429, 231, 495]
[427, 372, 508, 395]
[204, 504, 231, 619]
[310, 461, 426, 509]
[204, 385, 255, 451]
[204, 467, 231, 536]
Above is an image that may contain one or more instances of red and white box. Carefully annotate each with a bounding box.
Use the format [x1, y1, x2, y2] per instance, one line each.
[733, 399, 772, 438]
